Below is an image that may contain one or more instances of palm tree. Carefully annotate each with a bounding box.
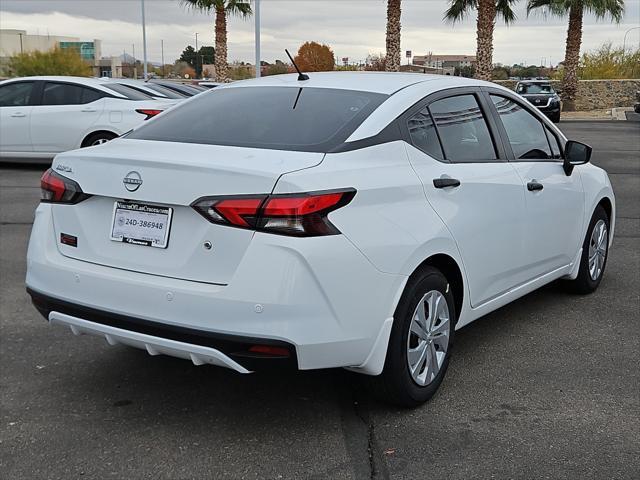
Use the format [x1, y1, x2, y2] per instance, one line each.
[527, 0, 624, 111]
[385, 0, 402, 72]
[181, 0, 252, 82]
[444, 0, 517, 81]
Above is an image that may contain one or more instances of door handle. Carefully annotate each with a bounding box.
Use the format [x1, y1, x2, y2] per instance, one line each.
[433, 178, 461, 189]
[527, 181, 544, 192]
[81, 108, 97, 112]
[10, 112, 26, 118]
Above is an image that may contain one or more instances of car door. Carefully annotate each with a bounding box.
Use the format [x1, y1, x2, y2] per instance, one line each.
[0, 81, 36, 154]
[30, 82, 106, 153]
[487, 92, 584, 279]
[402, 89, 529, 308]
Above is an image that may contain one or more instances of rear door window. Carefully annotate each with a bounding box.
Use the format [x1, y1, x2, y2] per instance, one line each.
[42, 83, 84, 105]
[42, 83, 106, 105]
[127, 86, 388, 153]
[428, 94, 497, 162]
[407, 107, 444, 161]
[0, 82, 35, 107]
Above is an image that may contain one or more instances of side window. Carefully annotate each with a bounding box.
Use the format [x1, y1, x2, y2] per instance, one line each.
[0, 82, 34, 107]
[42, 83, 84, 105]
[428, 94, 497, 162]
[407, 107, 444, 161]
[545, 126, 563, 159]
[490, 95, 553, 160]
[81, 88, 105, 104]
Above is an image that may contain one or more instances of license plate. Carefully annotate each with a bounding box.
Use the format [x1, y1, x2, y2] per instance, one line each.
[110, 201, 172, 249]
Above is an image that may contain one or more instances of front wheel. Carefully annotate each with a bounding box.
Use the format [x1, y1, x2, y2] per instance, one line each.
[369, 267, 455, 407]
[566, 205, 610, 294]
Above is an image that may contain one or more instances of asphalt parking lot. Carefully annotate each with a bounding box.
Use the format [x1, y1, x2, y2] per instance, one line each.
[1, 121, 638, 480]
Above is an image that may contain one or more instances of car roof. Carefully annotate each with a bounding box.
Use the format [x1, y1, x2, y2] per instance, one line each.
[0, 75, 135, 98]
[224, 71, 489, 95]
[1, 76, 112, 87]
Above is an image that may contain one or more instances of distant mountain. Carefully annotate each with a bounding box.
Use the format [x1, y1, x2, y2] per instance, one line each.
[119, 53, 162, 67]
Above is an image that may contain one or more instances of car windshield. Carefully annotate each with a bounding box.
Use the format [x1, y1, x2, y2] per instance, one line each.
[517, 83, 555, 95]
[127, 86, 387, 152]
[101, 83, 154, 100]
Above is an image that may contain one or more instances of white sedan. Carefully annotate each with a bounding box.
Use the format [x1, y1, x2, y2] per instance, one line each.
[26, 72, 615, 406]
[107, 78, 188, 101]
[0, 76, 173, 163]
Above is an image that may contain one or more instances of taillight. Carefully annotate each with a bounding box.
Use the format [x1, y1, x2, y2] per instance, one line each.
[135, 108, 163, 120]
[192, 189, 355, 237]
[40, 169, 89, 204]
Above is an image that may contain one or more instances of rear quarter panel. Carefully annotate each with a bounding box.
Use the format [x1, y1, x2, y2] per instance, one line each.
[274, 140, 465, 279]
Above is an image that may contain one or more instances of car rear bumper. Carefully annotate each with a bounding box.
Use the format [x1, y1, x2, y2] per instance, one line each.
[29, 288, 297, 372]
[26, 204, 406, 374]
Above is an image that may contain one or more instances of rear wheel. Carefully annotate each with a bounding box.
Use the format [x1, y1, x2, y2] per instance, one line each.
[82, 131, 117, 148]
[566, 205, 610, 294]
[369, 267, 455, 407]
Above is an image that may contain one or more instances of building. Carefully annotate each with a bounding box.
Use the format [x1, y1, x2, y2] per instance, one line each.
[0, 29, 122, 78]
[412, 54, 477, 70]
[400, 64, 455, 76]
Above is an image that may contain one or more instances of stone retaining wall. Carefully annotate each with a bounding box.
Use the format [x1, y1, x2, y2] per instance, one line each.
[494, 79, 640, 111]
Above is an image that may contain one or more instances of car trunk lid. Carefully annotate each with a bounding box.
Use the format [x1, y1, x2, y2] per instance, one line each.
[50, 139, 323, 284]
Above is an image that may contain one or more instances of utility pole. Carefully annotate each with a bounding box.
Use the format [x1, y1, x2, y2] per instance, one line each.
[141, 0, 148, 79]
[255, 0, 261, 78]
[195, 32, 199, 78]
[161, 40, 165, 78]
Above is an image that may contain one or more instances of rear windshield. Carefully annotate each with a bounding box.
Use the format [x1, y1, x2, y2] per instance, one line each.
[102, 83, 153, 100]
[127, 86, 387, 152]
[144, 83, 186, 99]
[154, 82, 204, 96]
[516, 83, 555, 95]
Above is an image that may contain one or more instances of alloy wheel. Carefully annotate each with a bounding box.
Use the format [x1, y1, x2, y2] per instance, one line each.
[588, 219, 608, 281]
[406, 290, 450, 386]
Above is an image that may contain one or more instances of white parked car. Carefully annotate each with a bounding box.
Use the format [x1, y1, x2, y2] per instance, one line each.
[107, 78, 188, 101]
[26, 73, 615, 406]
[0, 76, 173, 163]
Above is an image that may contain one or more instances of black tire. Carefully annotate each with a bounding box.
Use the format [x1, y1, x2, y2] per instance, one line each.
[82, 131, 117, 148]
[369, 266, 455, 408]
[566, 205, 610, 294]
[550, 112, 561, 123]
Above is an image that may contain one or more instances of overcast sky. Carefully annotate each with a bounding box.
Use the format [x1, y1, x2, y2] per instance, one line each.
[1, 0, 638, 66]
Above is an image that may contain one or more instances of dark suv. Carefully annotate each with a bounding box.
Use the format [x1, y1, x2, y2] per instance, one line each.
[515, 80, 561, 123]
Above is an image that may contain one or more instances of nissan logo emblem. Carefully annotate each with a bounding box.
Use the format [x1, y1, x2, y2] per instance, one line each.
[123, 171, 143, 192]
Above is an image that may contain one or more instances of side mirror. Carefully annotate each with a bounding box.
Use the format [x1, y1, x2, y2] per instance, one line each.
[563, 140, 592, 176]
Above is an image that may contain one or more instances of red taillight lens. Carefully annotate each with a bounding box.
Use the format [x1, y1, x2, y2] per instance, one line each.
[214, 197, 265, 227]
[191, 189, 355, 237]
[135, 108, 163, 120]
[41, 169, 89, 204]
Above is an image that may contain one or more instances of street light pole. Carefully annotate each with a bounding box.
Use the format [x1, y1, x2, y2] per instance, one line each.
[141, 0, 148, 79]
[195, 32, 199, 79]
[255, 0, 261, 78]
[161, 39, 165, 78]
